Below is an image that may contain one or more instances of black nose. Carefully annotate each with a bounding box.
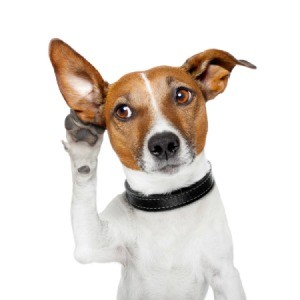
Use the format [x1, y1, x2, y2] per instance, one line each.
[148, 132, 180, 160]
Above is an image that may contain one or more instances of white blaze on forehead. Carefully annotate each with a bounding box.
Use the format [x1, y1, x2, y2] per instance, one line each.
[140, 72, 181, 133]
[140, 73, 160, 115]
[140, 72, 174, 134]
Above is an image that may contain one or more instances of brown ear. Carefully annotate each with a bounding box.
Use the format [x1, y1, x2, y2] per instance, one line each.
[49, 39, 108, 127]
[182, 49, 256, 101]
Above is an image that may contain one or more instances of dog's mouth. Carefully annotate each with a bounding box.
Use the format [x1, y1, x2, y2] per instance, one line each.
[156, 163, 183, 174]
[145, 155, 195, 175]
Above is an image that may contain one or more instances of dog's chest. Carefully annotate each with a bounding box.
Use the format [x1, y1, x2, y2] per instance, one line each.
[127, 201, 210, 275]
[120, 202, 212, 299]
[116, 187, 230, 299]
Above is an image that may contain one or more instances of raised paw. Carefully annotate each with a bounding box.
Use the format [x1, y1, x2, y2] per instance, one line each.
[65, 110, 104, 146]
[62, 110, 105, 164]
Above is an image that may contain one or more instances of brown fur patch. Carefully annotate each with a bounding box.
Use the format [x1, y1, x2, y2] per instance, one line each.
[182, 49, 256, 101]
[105, 72, 155, 170]
[49, 39, 108, 127]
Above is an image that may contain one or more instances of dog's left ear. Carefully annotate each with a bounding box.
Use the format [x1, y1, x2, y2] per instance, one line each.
[49, 39, 108, 127]
[182, 49, 256, 101]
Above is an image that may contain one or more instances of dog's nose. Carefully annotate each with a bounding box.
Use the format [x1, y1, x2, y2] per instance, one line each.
[148, 132, 180, 160]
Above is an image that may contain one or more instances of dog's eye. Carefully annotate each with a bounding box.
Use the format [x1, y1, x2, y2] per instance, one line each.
[114, 104, 133, 120]
[175, 88, 193, 105]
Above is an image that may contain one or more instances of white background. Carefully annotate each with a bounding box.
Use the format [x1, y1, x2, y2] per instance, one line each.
[0, 0, 299, 299]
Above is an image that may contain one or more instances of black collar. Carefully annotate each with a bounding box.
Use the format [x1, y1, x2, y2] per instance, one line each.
[125, 167, 215, 212]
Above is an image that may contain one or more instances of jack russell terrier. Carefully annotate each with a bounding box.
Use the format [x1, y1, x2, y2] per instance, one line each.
[49, 39, 255, 300]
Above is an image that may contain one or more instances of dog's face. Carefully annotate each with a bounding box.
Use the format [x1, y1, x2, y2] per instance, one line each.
[49, 39, 255, 174]
[105, 67, 207, 173]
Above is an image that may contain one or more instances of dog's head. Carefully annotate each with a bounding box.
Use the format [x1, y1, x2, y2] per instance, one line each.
[49, 39, 255, 174]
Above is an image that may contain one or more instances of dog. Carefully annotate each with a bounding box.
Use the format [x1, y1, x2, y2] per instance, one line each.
[49, 39, 255, 300]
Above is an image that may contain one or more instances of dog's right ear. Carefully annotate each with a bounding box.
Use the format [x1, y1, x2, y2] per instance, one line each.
[49, 39, 108, 127]
[182, 49, 256, 101]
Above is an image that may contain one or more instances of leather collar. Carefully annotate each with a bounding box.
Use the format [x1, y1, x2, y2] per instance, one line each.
[125, 167, 215, 212]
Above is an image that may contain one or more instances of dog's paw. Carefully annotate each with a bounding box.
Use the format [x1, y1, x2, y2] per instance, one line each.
[64, 110, 104, 146]
[62, 110, 104, 165]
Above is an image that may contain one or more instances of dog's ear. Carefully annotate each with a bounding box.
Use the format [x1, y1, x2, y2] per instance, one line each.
[182, 49, 256, 101]
[49, 39, 108, 127]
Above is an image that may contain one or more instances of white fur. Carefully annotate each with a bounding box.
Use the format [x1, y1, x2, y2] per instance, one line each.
[65, 135, 246, 299]
[124, 152, 210, 195]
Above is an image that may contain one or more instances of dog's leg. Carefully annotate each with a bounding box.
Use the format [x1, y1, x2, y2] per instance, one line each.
[63, 111, 125, 264]
[206, 260, 246, 300]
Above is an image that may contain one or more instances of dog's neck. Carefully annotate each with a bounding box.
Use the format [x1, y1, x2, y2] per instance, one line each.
[123, 152, 210, 195]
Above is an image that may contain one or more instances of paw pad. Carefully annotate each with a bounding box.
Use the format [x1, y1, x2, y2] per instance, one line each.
[77, 165, 91, 174]
[64, 111, 102, 146]
[76, 128, 98, 145]
[65, 114, 75, 130]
